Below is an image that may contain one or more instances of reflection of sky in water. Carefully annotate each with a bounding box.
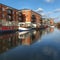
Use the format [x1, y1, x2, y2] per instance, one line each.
[0, 28, 60, 60]
[38, 28, 60, 43]
[0, 41, 60, 60]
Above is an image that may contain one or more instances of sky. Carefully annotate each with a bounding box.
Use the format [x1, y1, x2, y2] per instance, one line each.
[0, 0, 60, 22]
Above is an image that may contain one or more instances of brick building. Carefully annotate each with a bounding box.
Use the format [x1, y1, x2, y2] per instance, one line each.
[20, 9, 42, 28]
[0, 4, 42, 31]
[0, 3, 20, 31]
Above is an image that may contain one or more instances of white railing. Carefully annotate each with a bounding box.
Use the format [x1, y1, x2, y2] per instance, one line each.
[18, 22, 32, 27]
[2, 20, 18, 26]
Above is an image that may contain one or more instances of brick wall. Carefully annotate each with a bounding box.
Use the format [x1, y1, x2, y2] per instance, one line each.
[22, 10, 32, 22]
[21, 10, 42, 23]
[0, 4, 19, 30]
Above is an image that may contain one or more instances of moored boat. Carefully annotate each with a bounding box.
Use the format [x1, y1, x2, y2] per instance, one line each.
[18, 31, 29, 35]
[18, 31, 29, 39]
[50, 26, 55, 28]
[18, 22, 32, 32]
[0, 26, 17, 33]
[18, 27, 31, 32]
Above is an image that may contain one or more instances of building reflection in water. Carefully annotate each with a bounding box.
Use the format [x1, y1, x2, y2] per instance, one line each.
[46, 27, 54, 34]
[0, 33, 18, 54]
[57, 27, 60, 30]
[0, 28, 54, 54]
[50, 27, 54, 32]
[18, 30, 43, 45]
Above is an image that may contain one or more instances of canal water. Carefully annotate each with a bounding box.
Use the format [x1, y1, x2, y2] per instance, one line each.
[0, 27, 60, 60]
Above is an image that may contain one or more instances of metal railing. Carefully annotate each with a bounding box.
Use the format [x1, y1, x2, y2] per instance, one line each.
[1, 20, 18, 26]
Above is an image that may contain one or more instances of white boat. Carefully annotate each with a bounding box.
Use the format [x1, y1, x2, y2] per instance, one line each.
[18, 31, 29, 35]
[18, 31, 28, 39]
[18, 27, 31, 32]
[50, 26, 55, 28]
[18, 22, 31, 32]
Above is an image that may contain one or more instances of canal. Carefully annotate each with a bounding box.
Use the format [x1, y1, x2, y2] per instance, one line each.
[0, 27, 60, 60]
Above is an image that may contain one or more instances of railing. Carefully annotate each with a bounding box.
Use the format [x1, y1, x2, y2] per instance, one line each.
[18, 22, 32, 27]
[2, 20, 18, 26]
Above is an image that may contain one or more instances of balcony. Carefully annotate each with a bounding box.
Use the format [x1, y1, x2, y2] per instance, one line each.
[2, 21, 18, 26]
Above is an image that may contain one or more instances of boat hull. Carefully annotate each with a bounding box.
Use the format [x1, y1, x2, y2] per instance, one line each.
[0, 26, 17, 34]
[50, 26, 54, 28]
[18, 29, 31, 32]
[0, 30, 16, 34]
[18, 27, 31, 32]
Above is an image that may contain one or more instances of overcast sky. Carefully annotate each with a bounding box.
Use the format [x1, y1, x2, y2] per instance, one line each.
[0, 0, 60, 22]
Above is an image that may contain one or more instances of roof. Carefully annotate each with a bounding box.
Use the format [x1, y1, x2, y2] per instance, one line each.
[0, 3, 42, 16]
[0, 3, 18, 10]
[20, 8, 41, 16]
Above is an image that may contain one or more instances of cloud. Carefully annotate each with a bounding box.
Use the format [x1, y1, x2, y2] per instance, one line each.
[47, 8, 60, 15]
[35, 8, 44, 13]
[40, 13, 47, 17]
[35, 8, 49, 18]
[35, 8, 60, 19]
[35, 8, 46, 17]
[41, 13, 45, 16]
[45, 0, 54, 3]
[47, 12, 53, 14]
[54, 8, 60, 13]
[36, 8, 60, 15]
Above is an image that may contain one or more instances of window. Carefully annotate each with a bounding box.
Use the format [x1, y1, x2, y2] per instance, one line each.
[18, 12, 22, 17]
[0, 8, 2, 11]
[2, 14, 5, 18]
[7, 15, 12, 21]
[13, 11, 14, 14]
[31, 15, 36, 22]
[31, 15, 36, 19]
[18, 13, 21, 16]
[7, 9, 12, 14]
[18, 17, 22, 22]
[2, 8, 5, 11]
[16, 12, 18, 14]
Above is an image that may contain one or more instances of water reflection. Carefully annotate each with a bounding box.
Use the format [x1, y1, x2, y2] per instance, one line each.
[0, 33, 18, 54]
[57, 27, 60, 30]
[18, 30, 42, 45]
[0, 27, 55, 54]
[1, 27, 60, 60]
